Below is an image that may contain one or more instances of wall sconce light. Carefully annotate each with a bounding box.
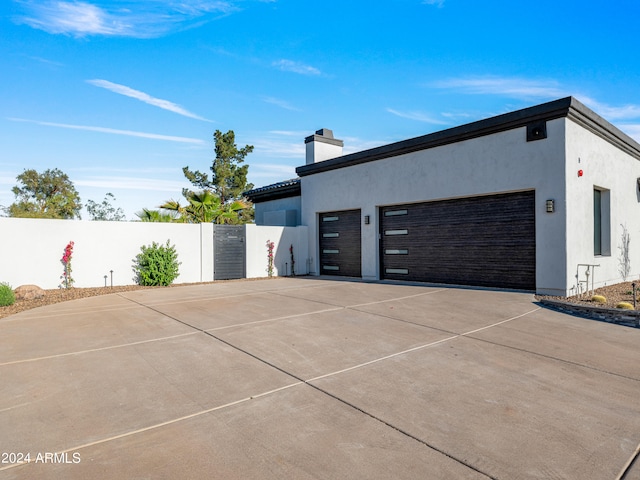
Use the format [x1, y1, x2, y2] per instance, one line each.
[546, 199, 555, 213]
[364, 215, 370, 225]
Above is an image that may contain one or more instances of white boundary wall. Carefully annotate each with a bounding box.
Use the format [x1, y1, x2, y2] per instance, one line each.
[245, 224, 309, 278]
[0, 218, 308, 289]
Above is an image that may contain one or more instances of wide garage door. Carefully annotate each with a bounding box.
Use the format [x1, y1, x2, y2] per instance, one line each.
[380, 191, 535, 290]
[319, 209, 361, 277]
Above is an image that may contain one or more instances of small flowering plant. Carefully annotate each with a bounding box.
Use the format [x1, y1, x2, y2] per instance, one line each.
[289, 244, 295, 276]
[60, 241, 75, 288]
[266, 240, 275, 277]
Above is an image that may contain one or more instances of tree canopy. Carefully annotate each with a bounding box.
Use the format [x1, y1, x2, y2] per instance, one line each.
[86, 193, 126, 221]
[138, 130, 255, 224]
[182, 129, 254, 204]
[8, 168, 82, 219]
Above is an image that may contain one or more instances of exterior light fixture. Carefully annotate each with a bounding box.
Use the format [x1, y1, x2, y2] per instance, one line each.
[364, 215, 370, 225]
[546, 199, 555, 213]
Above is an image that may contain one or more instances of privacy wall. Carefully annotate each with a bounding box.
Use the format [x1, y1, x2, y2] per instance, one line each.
[0, 218, 307, 289]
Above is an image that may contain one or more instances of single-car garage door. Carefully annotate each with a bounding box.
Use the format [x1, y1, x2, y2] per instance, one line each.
[319, 209, 361, 277]
[380, 191, 535, 290]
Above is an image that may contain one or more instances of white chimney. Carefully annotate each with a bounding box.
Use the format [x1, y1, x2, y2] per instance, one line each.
[305, 128, 343, 165]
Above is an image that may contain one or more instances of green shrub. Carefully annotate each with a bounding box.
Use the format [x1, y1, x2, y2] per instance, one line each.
[133, 240, 181, 286]
[0, 283, 16, 306]
[591, 295, 606, 304]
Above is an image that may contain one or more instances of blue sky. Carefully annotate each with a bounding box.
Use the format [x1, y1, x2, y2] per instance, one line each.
[2, 0, 640, 220]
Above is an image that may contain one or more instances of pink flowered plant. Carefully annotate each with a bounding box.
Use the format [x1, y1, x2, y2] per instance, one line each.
[266, 240, 275, 277]
[289, 244, 295, 276]
[60, 241, 75, 288]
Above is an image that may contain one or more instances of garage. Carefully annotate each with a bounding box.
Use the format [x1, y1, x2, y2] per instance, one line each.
[380, 191, 536, 290]
[319, 209, 361, 277]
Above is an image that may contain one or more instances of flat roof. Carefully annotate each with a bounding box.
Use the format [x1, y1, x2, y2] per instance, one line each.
[296, 96, 640, 177]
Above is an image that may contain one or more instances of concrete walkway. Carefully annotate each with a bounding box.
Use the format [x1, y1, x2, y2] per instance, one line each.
[1, 277, 639, 479]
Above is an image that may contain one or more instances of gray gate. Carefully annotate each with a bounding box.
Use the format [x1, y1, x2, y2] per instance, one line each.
[213, 225, 246, 280]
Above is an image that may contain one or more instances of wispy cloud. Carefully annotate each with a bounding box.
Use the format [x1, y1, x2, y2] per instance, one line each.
[431, 75, 640, 122]
[268, 130, 310, 137]
[87, 79, 211, 121]
[28, 56, 64, 67]
[8, 117, 205, 144]
[431, 76, 568, 99]
[252, 138, 305, 158]
[272, 59, 321, 76]
[262, 96, 301, 111]
[248, 163, 298, 179]
[422, 0, 445, 7]
[617, 124, 640, 143]
[14, 0, 236, 38]
[577, 96, 640, 121]
[75, 176, 189, 192]
[386, 108, 450, 125]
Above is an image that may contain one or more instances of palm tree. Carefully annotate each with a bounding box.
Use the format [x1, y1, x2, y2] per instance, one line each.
[158, 199, 189, 223]
[135, 208, 179, 222]
[214, 198, 251, 224]
[139, 190, 251, 224]
[185, 190, 219, 223]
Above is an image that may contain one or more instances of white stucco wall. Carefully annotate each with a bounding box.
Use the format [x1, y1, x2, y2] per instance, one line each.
[564, 120, 640, 293]
[301, 120, 569, 294]
[245, 224, 309, 278]
[0, 218, 214, 289]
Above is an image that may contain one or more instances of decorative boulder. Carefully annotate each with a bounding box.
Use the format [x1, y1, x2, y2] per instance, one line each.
[14, 285, 45, 300]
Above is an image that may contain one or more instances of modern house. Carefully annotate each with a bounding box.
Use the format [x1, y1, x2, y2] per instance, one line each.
[245, 97, 640, 296]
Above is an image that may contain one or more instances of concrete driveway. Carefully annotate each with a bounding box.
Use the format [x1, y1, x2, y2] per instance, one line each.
[1, 277, 639, 479]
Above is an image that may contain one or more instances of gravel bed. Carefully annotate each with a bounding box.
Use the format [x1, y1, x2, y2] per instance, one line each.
[536, 280, 640, 310]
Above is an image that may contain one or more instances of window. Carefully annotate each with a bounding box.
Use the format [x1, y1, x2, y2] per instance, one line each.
[384, 209, 408, 217]
[593, 188, 611, 256]
[594, 189, 602, 255]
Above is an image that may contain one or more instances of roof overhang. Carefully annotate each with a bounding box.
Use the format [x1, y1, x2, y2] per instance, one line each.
[244, 178, 301, 203]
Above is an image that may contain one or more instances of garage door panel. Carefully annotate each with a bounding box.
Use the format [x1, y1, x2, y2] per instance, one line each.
[381, 191, 535, 290]
[319, 209, 361, 277]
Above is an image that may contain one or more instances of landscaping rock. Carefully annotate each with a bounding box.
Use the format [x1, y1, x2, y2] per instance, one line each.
[14, 284, 45, 300]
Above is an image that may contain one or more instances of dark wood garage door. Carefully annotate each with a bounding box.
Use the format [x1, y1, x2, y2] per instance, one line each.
[380, 191, 536, 290]
[319, 209, 361, 277]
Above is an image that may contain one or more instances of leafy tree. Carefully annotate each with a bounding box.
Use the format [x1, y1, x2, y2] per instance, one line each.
[182, 130, 254, 204]
[9, 168, 81, 219]
[86, 192, 126, 221]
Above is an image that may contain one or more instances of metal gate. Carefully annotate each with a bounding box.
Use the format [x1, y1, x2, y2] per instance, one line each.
[213, 225, 246, 280]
